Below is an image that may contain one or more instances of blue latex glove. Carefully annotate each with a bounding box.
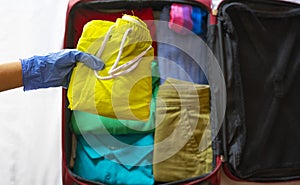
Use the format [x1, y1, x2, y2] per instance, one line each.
[21, 49, 104, 91]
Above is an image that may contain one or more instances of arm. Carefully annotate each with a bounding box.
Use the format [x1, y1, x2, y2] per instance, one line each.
[0, 50, 104, 92]
[0, 61, 23, 92]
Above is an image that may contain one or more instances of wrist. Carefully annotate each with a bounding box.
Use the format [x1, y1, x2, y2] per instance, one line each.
[0, 61, 23, 91]
[21, 56, 43, 91]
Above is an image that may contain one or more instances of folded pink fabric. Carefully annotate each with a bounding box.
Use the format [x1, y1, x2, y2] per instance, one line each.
[168, 3, 193, 35]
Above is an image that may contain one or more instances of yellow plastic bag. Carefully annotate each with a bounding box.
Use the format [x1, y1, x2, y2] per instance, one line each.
[67, 15, 154, 121]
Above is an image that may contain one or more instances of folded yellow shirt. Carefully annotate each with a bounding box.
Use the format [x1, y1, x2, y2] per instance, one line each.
[68, 15, 154, 121]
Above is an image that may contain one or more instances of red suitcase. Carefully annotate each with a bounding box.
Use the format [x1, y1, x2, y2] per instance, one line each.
[61, 0, 300, 184]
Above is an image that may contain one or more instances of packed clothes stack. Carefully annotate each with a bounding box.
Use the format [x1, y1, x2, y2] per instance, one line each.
[70, 74, 159, 184]
[67, 5, 213, 185]
[68, 14, 157, 185]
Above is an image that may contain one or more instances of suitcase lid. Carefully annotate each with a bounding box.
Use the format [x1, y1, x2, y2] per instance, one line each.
[214, 0, 300, 181]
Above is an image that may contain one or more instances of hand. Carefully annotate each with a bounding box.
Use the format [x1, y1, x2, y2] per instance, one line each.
[21, 49, 104, 91]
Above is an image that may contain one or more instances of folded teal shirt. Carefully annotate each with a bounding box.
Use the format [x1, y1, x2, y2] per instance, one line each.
[70, 61, 160, 135]
[73, 133, 154, 185]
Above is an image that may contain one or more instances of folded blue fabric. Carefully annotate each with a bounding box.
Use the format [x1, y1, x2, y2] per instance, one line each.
[157, 6, 208, 85]
[73, 133, 154, 185]
[191, 7, 207, 35]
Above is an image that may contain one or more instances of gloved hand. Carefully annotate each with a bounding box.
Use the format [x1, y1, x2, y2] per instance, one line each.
[21, 49, 105, 91]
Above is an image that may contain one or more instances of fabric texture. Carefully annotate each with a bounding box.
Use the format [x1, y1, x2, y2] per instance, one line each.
[67, 15, 154, 121]
[70, 61, 160, 135]
[73, 133, 154, 185]
[153, 78, 213, 182]
[191, 6, 208, 35]
[168, 3, 193, 35]
[168, 4, 207, 35]
[157, 6, 208, 85]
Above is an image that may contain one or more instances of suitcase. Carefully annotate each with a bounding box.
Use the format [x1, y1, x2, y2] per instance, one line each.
[61, 0, 300, 184]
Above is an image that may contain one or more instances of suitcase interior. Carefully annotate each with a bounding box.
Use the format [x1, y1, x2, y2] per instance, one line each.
[62, 0, 222, 184]
[214, 0, 300, 182]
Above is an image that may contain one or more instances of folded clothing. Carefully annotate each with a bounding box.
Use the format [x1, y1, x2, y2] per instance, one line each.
[70, 61, 160, 135]
[168, 4, 207, 35]
[73, 133, 154, 185]
[191, 6, 207, 35]
[153, 78, 213, 182]
[157, 6, 208, 85]
[68, 14, 154, 121]
[169, 3, 193, 35]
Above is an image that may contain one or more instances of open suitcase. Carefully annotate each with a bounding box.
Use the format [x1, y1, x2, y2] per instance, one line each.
[61, 0, 300, 184]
